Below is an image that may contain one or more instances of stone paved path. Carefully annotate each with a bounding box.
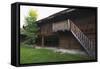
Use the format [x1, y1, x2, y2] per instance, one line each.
[35, 46, 87, 55]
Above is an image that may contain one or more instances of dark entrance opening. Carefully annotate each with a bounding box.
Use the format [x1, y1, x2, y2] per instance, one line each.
[44, 36, 59, 47]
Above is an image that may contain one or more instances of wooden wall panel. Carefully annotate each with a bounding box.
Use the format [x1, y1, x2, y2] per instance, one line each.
[59, 32, 83, 50]
[40, 23, 53, 36]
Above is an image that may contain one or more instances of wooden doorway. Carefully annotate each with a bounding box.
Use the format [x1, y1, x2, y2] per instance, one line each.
[44, 36, 59, 47]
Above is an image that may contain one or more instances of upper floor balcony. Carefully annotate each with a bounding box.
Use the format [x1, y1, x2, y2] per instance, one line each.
[52, 20, 70, 32]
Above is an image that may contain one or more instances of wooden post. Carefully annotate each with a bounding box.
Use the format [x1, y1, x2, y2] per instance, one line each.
[67, 19, 70, 31]
[41, 36, 44, 47]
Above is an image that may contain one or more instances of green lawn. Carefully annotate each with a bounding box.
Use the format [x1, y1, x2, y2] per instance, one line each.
[20, 44, 91, 64]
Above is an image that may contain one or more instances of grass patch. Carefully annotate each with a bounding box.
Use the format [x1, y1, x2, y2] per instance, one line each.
[20, 44, 92, 64]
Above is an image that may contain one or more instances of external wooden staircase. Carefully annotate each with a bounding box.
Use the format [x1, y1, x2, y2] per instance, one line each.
[52, 19, 96, 58]
[68, 19, 95, 58]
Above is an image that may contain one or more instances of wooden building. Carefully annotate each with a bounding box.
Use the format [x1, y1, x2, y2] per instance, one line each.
[36, 8, 97, 58]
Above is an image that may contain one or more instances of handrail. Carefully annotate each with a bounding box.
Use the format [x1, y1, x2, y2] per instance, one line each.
[69, 20, 95, 58]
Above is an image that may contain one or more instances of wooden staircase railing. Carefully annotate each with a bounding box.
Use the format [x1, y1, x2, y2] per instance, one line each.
[68, 19, 95, 58]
